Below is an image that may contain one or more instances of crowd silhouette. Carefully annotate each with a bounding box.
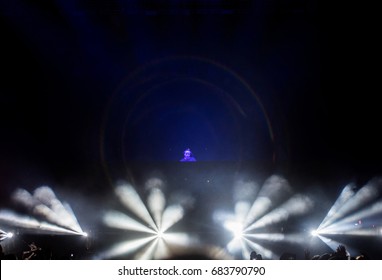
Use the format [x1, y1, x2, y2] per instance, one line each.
[0, 240, 374, 260]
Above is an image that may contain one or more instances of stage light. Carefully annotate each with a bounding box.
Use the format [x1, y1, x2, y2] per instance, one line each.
[0, 209, 84, 235]
[317, 183, 379, 231]
[243, 175, 292, 228]
[95, 236, 158, 260]
[103, 210, 157, 234]
[100, 181, 194, 259]
[115, 184, 158, 231]
[156, 230, 165, 239]
[245, 232, 305, 244]
[219, 175, 314, 259]
[224, 220, 244, 239]
[311, 230, 319, 236]
[147, 187, 166, 229]
[161, 204, 184, 233]
[0, 229, 14, 241]
[311, 178, 382, 255]
[0, 186, 87, 236]
[246, 194, 313, 231]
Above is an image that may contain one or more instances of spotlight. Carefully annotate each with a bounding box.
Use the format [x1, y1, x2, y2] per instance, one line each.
[224, 220, 243, 239]
[310, 230, 319, 237]
[156, 230, 165, 239]
[218, 176, 314, 260]
[100, 182, 192, 259]
[0, 230, 14, 241]
[311, 179, 382, 256]
[1, 186, 86, 236]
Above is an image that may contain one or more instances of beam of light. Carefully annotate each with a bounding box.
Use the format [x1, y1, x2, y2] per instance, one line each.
[224, 220, 244, 239]
[317, 184, 356, 230]
[115, 184, 158, 231]
[61, 201, 86, 233]
[314, 179, 382, 236]
[226, 234, 245, 254]
[242, 237, 278, 260]
[135, 232, 195, 260]
[311, 178, 382, 257]
[145, 177, 165, 190]
[244, 232, 307, 244]
[0, 210, 82, 235]
[243, 175, 292, 227]
[160, 204, 184, 233]
[147, 187, 166, 229]
[313, 227, 380, 256]
[0, 229, 14, 241]
[95, 236, 157, 259]
[134, 238, 160, 260]
[97, 231, 195, 260]
[226, 236, 277, 260]
[323, 227, 381, 237]
[102, 181, 193, 259]
[153, 236, 170, 260]
[159, 232, 195, 247]
[234, 201, 250, 222]
[243, 197, 272, 228]
[315, 235, 359, 258]
[311, 230, 319, 236]
[246, 194, 314, 231]
[156, 229, 165, 239]
[233, 180, 259, 204]
[316, 235, 344, 252]
[318, 182, 380, 231]
[102, 210, 157, 234]
[9, 186, 86, 235]
[220, 176, 315, 259]
[12, 188, 38, 209]
[32, 200, 83, 233]
[319, 201, 382, 234]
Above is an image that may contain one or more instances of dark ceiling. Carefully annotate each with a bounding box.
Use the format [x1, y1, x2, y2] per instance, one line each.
[0, 0, 380, 202]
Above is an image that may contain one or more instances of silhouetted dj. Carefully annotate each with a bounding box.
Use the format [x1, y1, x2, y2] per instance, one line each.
[180, 148, 196, 162]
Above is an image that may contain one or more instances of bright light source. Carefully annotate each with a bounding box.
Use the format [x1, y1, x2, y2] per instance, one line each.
[100, 181, 193, 259]
[224, 220, 243, 239]
[246, 194, 313, 231]
[103, 210, 157, 234]
[312, 179, 382, 254]
[1, 186, 86, 236]
[147, 187, 166, 229]
[311, 230, 319, 237]
[245, 232, 304, 244]
[243, 175, 292, 227]
[220, 176, 315, 260]
[156, 230, 164, 239]
[115, 184, 158, 231]
[0, 229, 14, 241]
